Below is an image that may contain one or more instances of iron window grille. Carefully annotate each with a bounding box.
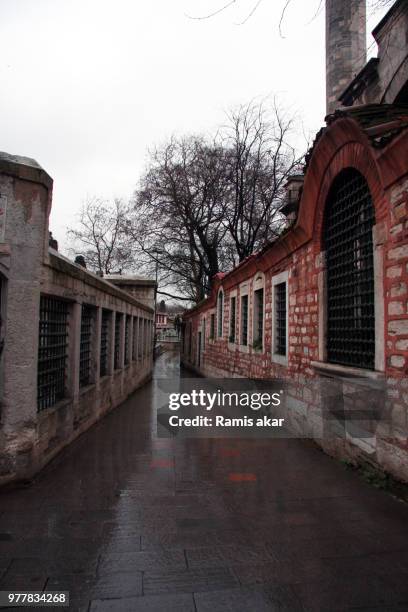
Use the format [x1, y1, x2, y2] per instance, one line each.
[210, 314, 215, 339]
[100, 310, 110, 377]
[144, 320, 148, 357]
[324, 169, 375, 369]
[202, 318, 206, 350]
[124, 316, 131, 365]
[217, 291, 224, 337]
[37, 296, 69, 411]
[138, 318, 143, 359]
[241, 295, 248, 346]
[275, 283, 287, 356]
[229, 297, 236, 343]
[132, 317, 138, 361]
[114, 313, 122, 369]
[254, 289, 264, 349]
[79, 305, 94, 387]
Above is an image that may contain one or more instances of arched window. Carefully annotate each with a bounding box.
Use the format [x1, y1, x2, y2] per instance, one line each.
[323, 168, 375, 370]
[217, 289, 224, 338]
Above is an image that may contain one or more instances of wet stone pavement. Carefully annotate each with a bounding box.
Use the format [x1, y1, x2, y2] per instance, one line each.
[1, 353, 408, 611]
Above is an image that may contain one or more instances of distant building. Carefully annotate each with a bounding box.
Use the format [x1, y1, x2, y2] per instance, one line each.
[156, 300, 169, 332]
[156, 300, 185, 340]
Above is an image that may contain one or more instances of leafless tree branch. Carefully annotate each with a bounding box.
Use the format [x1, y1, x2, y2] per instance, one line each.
[185, 0, 236, 21]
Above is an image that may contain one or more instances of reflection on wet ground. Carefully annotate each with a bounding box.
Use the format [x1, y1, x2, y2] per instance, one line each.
[1, 351, 408, 611]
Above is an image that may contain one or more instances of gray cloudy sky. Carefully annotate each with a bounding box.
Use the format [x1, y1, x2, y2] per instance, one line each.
[0, 0, 386, 252]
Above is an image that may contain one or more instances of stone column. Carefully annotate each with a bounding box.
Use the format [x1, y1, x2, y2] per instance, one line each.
[128, 315, 134, 366]
[108, 312, 115, 375]
[133, 314, 139, 362]
[0, 153, 53, 482]
[326, 0, 366, 115]
[69, 302, 82, 401]
[94, 306, 102, 385]
[119, 313, 125, 369]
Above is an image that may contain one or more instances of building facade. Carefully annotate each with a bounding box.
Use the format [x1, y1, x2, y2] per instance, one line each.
[0, 153, 155, 485]
[182, 0, 408, 482]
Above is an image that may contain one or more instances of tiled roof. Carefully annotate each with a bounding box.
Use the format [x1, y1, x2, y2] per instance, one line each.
[305, 103, 408, 171]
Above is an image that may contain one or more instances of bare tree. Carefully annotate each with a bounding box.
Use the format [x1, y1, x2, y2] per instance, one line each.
[222, 101, 303, 262]
[186, 0, 394, 34]
[127, 101, 304, 302]
[126, 136, 230, 302]
[67, 197, 135, 275]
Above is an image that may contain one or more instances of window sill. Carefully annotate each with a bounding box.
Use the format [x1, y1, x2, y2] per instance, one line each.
[38, 396, 72, 419]
[228, 341, 238, 350]
[272, 353, 288, 366]
[79, 382, 96, 395]
[238, 344, 249, 353]
[310, 361, 385, 381]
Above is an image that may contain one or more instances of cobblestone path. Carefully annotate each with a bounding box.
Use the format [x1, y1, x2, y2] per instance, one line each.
[1, 352, 408, 611]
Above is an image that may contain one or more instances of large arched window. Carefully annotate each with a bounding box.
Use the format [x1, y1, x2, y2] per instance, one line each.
[323, 168, 375, 370]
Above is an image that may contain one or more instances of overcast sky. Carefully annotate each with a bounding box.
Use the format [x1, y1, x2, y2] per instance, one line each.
[0, 0, 387, 252]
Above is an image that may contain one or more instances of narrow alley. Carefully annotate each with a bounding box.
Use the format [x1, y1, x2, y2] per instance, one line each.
[1, 352, 408, 611]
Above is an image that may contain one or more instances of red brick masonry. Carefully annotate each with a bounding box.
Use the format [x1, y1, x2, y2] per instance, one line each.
[182, 105, 408, 482]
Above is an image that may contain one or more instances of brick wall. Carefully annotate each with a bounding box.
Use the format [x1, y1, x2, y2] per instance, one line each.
[182, 111, 408, 482]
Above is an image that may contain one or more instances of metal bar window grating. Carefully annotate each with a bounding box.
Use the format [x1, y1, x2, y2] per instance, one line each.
[210, 314, 215, 339]
[124, 316, 130, 365]
[188, 321, 192, 359]
[138, 319, 143, 359]
[230, 297, 236, 342]
[79, 305, 93, 387]
[132, 317, 138, 360]
[100, 310, 110, 377]
[275, 283, 287, 356]
[217, 292, 224, 337]
[254, 288, 264, 347]
[37, 296, 69, 411]
[241, 295, 248, 345]
[324, 169, 375, 369]
[114, 314, 122, 369]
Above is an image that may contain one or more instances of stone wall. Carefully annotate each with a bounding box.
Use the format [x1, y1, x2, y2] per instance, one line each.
[104, 275, 156, 310]
[339, 0, 408, 107]
[325, 0, 366, 114]
[181, 110, 408, 483]
[0, 153, 155, 485]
